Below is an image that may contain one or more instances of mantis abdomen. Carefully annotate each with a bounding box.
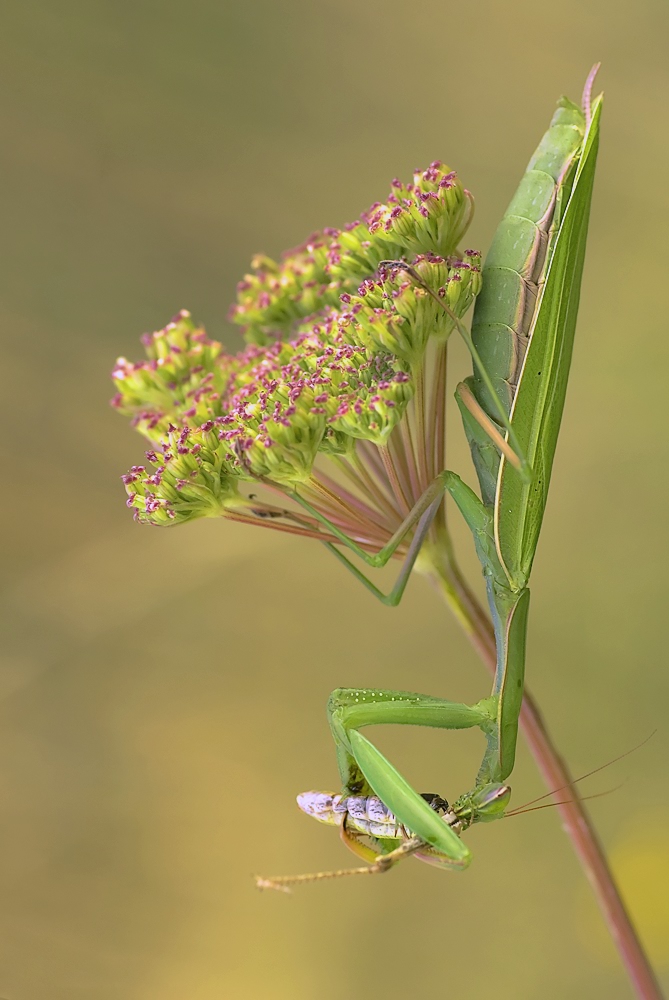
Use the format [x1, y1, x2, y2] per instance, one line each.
[470, 97, 586, 423]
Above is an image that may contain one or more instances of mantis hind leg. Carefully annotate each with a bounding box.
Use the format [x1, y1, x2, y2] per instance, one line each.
[296, 469, 505, 608]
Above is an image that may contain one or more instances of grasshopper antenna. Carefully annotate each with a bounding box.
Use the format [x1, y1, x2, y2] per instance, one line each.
[506, 783, 625, 819]
[506, 731, 654, 816]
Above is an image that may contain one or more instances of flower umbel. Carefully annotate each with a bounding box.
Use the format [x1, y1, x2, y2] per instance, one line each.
[229, 162, 474, 345]
[113, 163, 481, 553]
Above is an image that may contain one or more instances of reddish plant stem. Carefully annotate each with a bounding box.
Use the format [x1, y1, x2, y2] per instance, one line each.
[379, 444, 412, 515]
[429, 343, 448, 483]
[339, 456, 401, 526]
[428, 556, 663, 1000]
[357, 441, 391, 491]
[306, 477, 381, 532]
[223, 511, 345, 544]
[399, 418, 422, 502]
[412, 362, 430, 492]
[312, 469, 392, 533]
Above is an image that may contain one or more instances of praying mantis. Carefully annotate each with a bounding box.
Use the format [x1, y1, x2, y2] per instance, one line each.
[258, 68, 603, 888]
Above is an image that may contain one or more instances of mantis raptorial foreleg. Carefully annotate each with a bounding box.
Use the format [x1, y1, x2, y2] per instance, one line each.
[258, 720, 647, 890]
[327, 687, 496, 797]
[329, 689, 509, 848]
[256, 688, 512, 887]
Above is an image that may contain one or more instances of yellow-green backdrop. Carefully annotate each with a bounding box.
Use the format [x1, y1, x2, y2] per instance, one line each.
[1, 1, 668, 997]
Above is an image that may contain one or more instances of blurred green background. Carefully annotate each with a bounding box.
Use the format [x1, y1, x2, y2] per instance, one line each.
[1, 1, 668, 997]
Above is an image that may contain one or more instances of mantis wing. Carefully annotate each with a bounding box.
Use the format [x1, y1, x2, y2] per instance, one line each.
[495, 97, 603, 588]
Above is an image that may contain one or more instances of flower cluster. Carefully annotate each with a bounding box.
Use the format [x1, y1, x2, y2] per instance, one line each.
[117, 308, 413, 519]
[113, 161, 482, 531]
[364, 163, 473, 259]
[111, 310, 234, 442]
[122, 424, 245, 526]
[343, 252, 482, 365]
[230, 162, 474, 345]
[220, 325, 411, 485]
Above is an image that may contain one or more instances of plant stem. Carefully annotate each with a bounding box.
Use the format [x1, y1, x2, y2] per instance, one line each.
[426, 550, 663, 1000]
[412, 361, 430, 492]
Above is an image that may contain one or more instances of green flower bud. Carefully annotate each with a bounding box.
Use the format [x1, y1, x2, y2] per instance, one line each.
[111, 310, 233, 443]
[229, 239, 336, 344]
[122, 424, 246, 527]
[326, 357, 412, 447]
[366, 163, 474, 259]
[340, 253, 481, 366]
[443, 251, 483, 320]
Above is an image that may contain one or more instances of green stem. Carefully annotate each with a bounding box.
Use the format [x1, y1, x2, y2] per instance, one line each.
[425, 547, 663, 1000]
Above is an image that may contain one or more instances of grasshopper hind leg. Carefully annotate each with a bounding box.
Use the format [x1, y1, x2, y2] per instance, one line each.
[255, 824, 424, 893]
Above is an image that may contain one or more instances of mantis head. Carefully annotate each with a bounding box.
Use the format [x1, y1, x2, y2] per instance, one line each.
[452, 783, 511, 830]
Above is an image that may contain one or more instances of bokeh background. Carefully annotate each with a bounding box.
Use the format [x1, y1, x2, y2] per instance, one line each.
[1, 1, 668, 997]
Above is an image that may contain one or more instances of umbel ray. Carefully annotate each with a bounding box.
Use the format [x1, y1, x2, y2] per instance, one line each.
[255, 68, 604, 886]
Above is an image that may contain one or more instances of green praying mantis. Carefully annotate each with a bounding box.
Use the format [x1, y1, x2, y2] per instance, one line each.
[258, 68, 603, 889]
